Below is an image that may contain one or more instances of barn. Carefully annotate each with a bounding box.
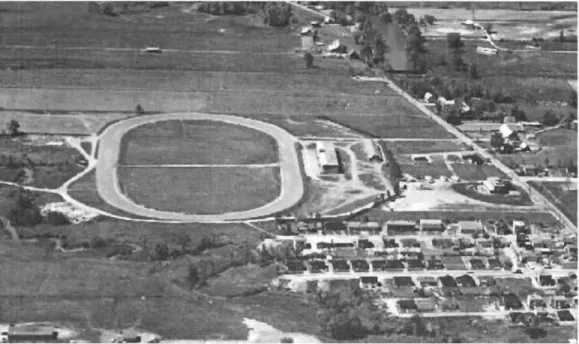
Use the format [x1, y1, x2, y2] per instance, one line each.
[363, 139, 383, 162]
[316, 141, 340, 174]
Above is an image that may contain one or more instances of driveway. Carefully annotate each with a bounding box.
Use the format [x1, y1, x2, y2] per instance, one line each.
[95, 113, 304, 222]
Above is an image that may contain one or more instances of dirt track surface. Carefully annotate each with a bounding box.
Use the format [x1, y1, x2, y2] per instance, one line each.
[96, 113, 304, 221]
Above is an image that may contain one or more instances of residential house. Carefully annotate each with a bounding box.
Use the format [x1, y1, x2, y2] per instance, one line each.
[479, 276, 496, 287]
[418, 276, 439, 287]
[414, 298, 437, 312]
[331, 259, 351, 273]
[557, 310, 575, 322]
[420, 219, 445, 232]
[386, 220, 418, 234]
[286, 260, 307, 274]
[548, 295, 572, 309]
[499, 123, 520, 140]
[386, 260, 405, 271]
[470, 258, 486, 270]
[503, 115, 516, 123]
[324, 221, 347, 233]
[457, 221, 485, 236]
[440, 298, 460, 311]
[441, 256, 467, 270]
[427, 258, 445, 270]
[360, 276, 379, 288]
[397, 299, 418, 313]
[371, 260, 387, 271]
[487, 258, 503, 270]
[456, 274, 477, 288]
[521, 164, 539, 176]
[394, 276, 415, 288]
[347, 221, 382, 235]
[407, 259, 426, 271]
[438, 275, 458, 288]
[350, 259, 370, 272]
[504, 293, 524, 310]
[308, 260, 329, 273]
[527, 295, 547, 310]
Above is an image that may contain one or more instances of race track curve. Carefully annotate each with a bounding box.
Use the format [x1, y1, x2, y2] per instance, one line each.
[96, 113, 304, 222]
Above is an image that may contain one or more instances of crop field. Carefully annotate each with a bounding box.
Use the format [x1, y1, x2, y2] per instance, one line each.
[379, 140, 468, 155]
[0, 3, 299, 52]
[119, 120, 278, 165]
[451, 164, 509, 181]
[0, 69, 397, 97]
[529, 181, 578, 225]
[322, 114, 456, 139]
[118, 166, 280, 214]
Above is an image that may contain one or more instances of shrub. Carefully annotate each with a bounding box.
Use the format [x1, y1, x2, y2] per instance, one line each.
[541, 110, 560, 126]
[44, 211, 71, 226]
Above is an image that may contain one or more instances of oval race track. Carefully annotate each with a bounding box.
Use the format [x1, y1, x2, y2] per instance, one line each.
[95, 113, 304, 222]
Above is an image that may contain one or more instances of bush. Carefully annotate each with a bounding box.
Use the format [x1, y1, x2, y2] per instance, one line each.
[44, 211, 70, 226]
[541, 110, 560, 126]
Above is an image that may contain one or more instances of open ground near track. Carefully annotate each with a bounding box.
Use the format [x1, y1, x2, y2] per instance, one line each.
[528, 181, 578, 226]
[119, 119, 278, 166]
[118, 166, 281, 215]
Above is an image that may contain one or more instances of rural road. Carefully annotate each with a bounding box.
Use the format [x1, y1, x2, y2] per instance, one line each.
[355, 76, 578, 234]
[96, 113, 304, 222]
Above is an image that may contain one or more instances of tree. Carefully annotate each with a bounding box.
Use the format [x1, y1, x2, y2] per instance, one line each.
[304, 52, 314, 68]
[360, 44, 373, 65]
[560, 29, 565, 42]
[441, 105, 461, 125]
[446, 33, 465, 70]
[373, 35, 389, 66]
[135, 104, 145, 115]
[468, 64, 479, 79]
[173, 233, 191, 255]
[7, 120, 20, 137]
[406, 24, 427, 72]
[262, 3, 293, 27]
[490, 132, 504, 148]
[484, 23, 493, 33]
[424, 14, 437, 25]
[510, 105, 527, 122]
[541, 110, 560, 127]
[154, 243, 169, 261]
[188, 264, 199, 289]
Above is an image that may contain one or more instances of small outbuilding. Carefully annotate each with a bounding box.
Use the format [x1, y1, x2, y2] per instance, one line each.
[316, 141, 341, 174]
[363, 139, 383, 162]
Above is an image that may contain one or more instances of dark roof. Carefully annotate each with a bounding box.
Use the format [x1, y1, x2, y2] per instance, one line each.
[387, 260, 405, 270]
[504, 293, 523, 309]
[351, 259, 370, 271]
[325, 222, 347, 231]
[331, 260, 350, 270]
[456, 274, 477, 287]
[540, 275, 556, 286]
[470, 259, 486, 269]
[371, 260, 387, 270]
[487, 258, 502, 269]
[286, 260, 306, 272]
[414, 298, 436, 311]
[309, 261, 328, 270]
[407, 259, 425, 269]
[394, 276, 415, 287]
[558, 310, 575, 321]
[397, 299, 418, 310]
[438, 275, 458, 287]
[360, 276, 378, 284]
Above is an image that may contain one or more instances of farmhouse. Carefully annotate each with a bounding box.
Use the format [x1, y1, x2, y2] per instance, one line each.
[362, 139, 383, 162]
[499, 123, 520, 140]
[316, 141, 340, 174]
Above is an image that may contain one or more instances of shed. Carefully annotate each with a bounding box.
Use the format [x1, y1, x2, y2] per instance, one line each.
[363, 139, 383, 162]
[317, 141, 340, 174]
[420, 219, 445, 231]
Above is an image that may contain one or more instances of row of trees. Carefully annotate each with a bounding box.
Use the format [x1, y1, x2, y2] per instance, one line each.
[355, 18, 389, 68]
[197, 2, 294, 27]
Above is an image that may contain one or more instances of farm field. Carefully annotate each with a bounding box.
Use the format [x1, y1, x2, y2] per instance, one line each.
[119, 120, 278, 165]
[0, 69, 397, 96]
[529, 181, 578, 225]
[451, 164, 509, 181]
[118, 166, 281, 215]
[379, 140, 468, 155]
[0, 3, 299, 52]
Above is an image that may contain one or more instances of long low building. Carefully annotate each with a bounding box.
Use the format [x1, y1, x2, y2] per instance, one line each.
[317, 141, 340, 174]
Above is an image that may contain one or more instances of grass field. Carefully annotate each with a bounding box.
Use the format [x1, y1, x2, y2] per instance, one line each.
[379, 140, 468, 155]
[451, 164, 509, 181]
[529, 181, 578, 225]
[452, 183, 533, 206]
[119, 120, 278, 165]
[400, 162, 453, 179]
[537, 128, 578, 147]
[118, 166, 280, 214]
[0, 112, 89, 135]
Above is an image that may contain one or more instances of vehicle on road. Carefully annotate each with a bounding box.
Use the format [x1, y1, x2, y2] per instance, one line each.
[142, 47, 162, 54]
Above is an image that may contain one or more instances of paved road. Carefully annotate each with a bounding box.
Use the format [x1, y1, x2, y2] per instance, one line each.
[355, 76, 578, 234]
[95, 113, 304, 222]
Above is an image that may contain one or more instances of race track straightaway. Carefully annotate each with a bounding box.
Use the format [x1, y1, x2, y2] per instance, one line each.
[96, 113, 304, 222]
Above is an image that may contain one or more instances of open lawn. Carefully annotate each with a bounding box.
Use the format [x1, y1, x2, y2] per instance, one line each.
[379, 140, 468, 155]
[119, 120, 278, 165]
[452, 183, 533, 206]
[451, 164, 509, 181]
[529, 181, 578, 225]
[118, 166, 280, 214]
[400, 162, 453, 179]
[537, 128, 578, 147]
